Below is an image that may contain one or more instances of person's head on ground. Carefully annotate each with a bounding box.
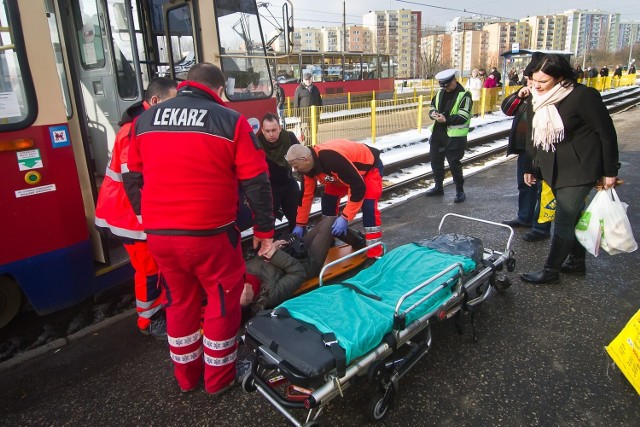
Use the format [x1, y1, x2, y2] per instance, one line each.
[435, 69, 457, 92]
[186, 62, 226, 97]
[261, 112, 282, 143]
[285, 144, 313, 174]
[529, 54, 577, 95]
[145, 77, 178, 105]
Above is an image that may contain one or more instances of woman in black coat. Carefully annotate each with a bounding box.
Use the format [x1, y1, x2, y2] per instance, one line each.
[520, 54, 619, 284]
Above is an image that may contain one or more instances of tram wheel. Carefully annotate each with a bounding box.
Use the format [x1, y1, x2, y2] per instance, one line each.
[366, 388, 394, 422]
[0, 276, 22, 329]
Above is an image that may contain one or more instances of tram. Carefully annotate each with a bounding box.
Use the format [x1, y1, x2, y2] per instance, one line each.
[271, 51, 396, 102]
[0, 0, 289, 327]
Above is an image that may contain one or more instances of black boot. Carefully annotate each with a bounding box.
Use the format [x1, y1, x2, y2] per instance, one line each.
[453, 185, 465, 203]
[425, 183, 444, 197]
[340, 228, 366, 250]
[561, 242, 586, 273]
[520, 235, 573, 284]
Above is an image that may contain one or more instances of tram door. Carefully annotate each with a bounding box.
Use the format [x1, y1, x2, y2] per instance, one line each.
[56, 0, 144, 263]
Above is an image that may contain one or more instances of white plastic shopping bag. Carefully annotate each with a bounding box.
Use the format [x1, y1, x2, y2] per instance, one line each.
[599, 188, 638, 255]
[575, 191, 606, 256]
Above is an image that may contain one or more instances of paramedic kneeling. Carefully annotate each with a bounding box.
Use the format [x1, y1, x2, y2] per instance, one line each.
[285, 140, 384, 258]
[124, 63, 275, 395]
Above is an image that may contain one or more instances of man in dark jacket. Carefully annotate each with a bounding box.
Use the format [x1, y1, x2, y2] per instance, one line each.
[258, 112, 301, 231]
[294, 73, 322, 142]
[599, 65, 609, 77]
[425, 69, 473, 203]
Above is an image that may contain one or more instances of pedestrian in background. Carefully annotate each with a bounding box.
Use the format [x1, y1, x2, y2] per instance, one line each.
[425, 69, 473, 203]
[95, 77, 177, 339]
[274, 79, 285, 126]
[500, 52, 551, 242]
[258, 112, 301, 232]
[520, 54, 619, 284]
[294, 73, 322, 141]
[467, 68, 483, 107]
[125, 63, 275, 394]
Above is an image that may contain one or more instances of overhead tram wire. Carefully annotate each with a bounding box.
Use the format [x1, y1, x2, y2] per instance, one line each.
[395, 0, 517, 20]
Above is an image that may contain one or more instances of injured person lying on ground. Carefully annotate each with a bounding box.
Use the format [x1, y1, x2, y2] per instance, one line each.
[241, 215, 368, 315]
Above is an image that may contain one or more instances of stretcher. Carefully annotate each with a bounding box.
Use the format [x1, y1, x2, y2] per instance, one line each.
[242, 214, 516, 426]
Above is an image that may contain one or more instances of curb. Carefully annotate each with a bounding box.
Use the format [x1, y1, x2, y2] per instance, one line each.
[0, 309, 136, 371]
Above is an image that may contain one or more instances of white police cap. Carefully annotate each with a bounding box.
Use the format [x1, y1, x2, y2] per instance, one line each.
[434, 69, 457, 82]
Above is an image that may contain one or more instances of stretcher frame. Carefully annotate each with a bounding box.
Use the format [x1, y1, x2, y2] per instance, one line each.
[242, 214, 516, 426]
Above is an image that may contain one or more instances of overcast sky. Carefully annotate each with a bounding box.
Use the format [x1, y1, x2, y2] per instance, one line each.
[264, 0, 640, 29]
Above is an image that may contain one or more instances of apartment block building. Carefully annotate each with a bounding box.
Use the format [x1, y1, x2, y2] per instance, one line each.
[616, 21, 640, 53]
[363, 9, 421, 77]
[564, 9, 621, 56]
[346, 25, 373, 52]
[520, 15, 567, 51]
[484, 21, 529, 68]
[450, 30, 489, 74]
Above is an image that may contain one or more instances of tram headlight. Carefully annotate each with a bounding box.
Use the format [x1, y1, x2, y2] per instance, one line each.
[0, 138, 34, 152]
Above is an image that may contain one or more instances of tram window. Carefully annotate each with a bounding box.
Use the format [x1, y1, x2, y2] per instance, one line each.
[324, 54, 343, 82]
[0, 0, 36, 129]
[344, 55, 362, 80]
[214, 0, 271, 100]
[106, 0, 139, 99]
[166, 5, 195, 81]
[70, 0, 107, 70]
[363, 55, 380, 80]
[300, 54, 322, 82]
[45, 0, 73, 118]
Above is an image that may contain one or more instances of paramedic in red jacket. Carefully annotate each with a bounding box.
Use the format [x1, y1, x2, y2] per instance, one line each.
[124, 63, 275, 395]
[94, 77, 177, 339]
[286, 140, 383, 258]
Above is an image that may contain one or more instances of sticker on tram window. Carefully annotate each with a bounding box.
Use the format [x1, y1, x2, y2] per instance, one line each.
[49, 125, 70, 148]
[15, 184, 57, 198]
[17, 149, 43, 171]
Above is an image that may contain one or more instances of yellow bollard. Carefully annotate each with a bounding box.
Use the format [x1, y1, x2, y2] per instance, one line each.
[310, 105, 317, 146]
[417, 95, 423, 133]
[372, 90, 376, 101]
[394, 89, 397, 105]
[348, 92, 351, 110]
[480, 88, 487, 118]
[370, 99, 376, 144]
[413, 87, 417, 103]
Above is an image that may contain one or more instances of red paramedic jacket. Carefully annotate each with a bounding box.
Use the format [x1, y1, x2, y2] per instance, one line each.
[95, 101, 149, 241]
[296, 139, 380, 225]
[124, 81, 274, 238]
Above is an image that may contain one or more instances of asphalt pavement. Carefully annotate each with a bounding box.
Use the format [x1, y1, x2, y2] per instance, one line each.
[1, 107, 638, 426]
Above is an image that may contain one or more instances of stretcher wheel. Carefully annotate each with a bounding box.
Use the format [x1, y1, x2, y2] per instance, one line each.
[493, 274, 512, 292]
[241, 372, 257, 393]
[367, 388, 394, 422]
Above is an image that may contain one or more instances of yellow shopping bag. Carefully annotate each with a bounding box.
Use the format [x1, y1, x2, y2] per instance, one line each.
[538, 180, 556, 223]
[605, 309, 640, 394]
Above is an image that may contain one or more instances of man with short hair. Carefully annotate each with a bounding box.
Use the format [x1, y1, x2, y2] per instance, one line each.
[425, 69, 473, 203]
[95, 77, 177, 339]
[285, 140, 383, 258]
[124, 62, 274, 395]
[294, 73, 322, 141]
[258, 112, 301, 231]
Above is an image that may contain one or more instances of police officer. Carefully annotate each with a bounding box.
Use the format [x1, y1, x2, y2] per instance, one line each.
[124, 63, 274, 395]
[425, 69, 473, 203]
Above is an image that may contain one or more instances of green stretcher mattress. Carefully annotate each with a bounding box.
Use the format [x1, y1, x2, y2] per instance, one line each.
[277, 242, 477, 364]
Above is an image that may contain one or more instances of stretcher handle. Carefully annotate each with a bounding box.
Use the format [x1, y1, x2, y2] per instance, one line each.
[438, 213, 515, 254]
[318, 241, 386, 287]
[394, 262, 464, 319]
